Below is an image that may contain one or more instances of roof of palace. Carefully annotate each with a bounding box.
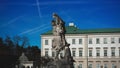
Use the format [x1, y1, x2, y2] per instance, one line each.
[41, 26, 120, 35]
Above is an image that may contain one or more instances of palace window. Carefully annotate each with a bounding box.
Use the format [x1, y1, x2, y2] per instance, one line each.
[88, 64, 92, 68]
[119, 49, 120, 56]
[78, 64, 82, 68]
[119, 38, 120, 43]
[72, 39, 76, 44]
[89, 38, 92, 44]
[111, 38, 115, 44]
[104, 50, 107, 56]
[96, 50, 100, 57]
[52, 51, 55, 57]
[45, 50, 48, 56]
[96, 64, 100, 68]
[104, 64, 107, 68]
[73, 63, 76, 68]
[79, 50, 83, 57]
[89, 50, 92, 57]
[79, 39, 82, 44]
[45, 40, 48, 45]
[72, 48, 76, 57]
[111, 49, 115, 56]
[103, 38, 107, 44]
[72, 50, 76, 57]
[112, 64, 116, 68]
[96, 38, 100, 44]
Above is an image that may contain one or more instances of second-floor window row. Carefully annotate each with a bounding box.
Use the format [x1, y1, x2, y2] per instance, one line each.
[72, 39, 83, 45]
[70, 49, 120, 57]
[89, 37, 120, 44]
[44, 48, 120, 57]
[44, 37, 120, 45]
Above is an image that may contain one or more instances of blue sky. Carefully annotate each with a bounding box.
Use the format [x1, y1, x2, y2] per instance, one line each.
[0, 0, 120, 48]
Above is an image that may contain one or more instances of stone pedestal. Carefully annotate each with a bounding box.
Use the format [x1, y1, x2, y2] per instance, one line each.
[47, 58, 74, 68]
[47, 45, 74, 68]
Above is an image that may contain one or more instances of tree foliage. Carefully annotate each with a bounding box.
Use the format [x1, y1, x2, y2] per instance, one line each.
[0, 36, 40, 68]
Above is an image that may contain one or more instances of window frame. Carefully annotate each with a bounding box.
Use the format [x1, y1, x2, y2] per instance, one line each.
[78, 64, 82, 68]
[111, 38, 115, 44]
[52, 51, 55, 57]
[88, 64, 92, 68]
[72, 50, 76, 57]
[79, 49, 83, 57]
[96, 64, 100, 68]
[119, 49, 120, 56]
[45, 39, 48, 45]
[45, 50, 48, 56]
[104, 64, 107, 68]
[111, 49, 115, 56]
[96, 50, 100, 57]
[119, 38, 120, 43]
[89, 38, 92, 44]
[89, 50, 92, 57]
[96, 38, 100, 44]
[104, 50, 107, 57]
[72, 39, 76, 44]
[103, 38, 107, 44]
[79, 39, 82, 44]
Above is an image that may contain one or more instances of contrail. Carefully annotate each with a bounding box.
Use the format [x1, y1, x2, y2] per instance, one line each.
[0, 1, 88, 6]
[32, 1, 90, 6]
[0, 3, 33, 6]
[0, 15, 24, 28]
[36, 0, 42, 18]
[0, 1, 117, 6]
[32, 1, 119, 6]
[29, 26, 50, 35]
[19, 23, 49, 35]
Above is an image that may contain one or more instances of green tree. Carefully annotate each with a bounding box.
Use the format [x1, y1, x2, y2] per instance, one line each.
[4, 36, 14, 54]
[13, 35, 21, 46]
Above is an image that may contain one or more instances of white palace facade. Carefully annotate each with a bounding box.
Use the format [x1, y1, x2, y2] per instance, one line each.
[41, 23, 120, 68]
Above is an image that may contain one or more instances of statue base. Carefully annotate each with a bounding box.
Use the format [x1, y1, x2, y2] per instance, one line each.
[47, 58, 74, 68]
[47, 45, 74, 68]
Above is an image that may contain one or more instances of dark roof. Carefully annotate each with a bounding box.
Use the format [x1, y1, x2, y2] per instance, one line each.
[41, 26, 120, 35]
